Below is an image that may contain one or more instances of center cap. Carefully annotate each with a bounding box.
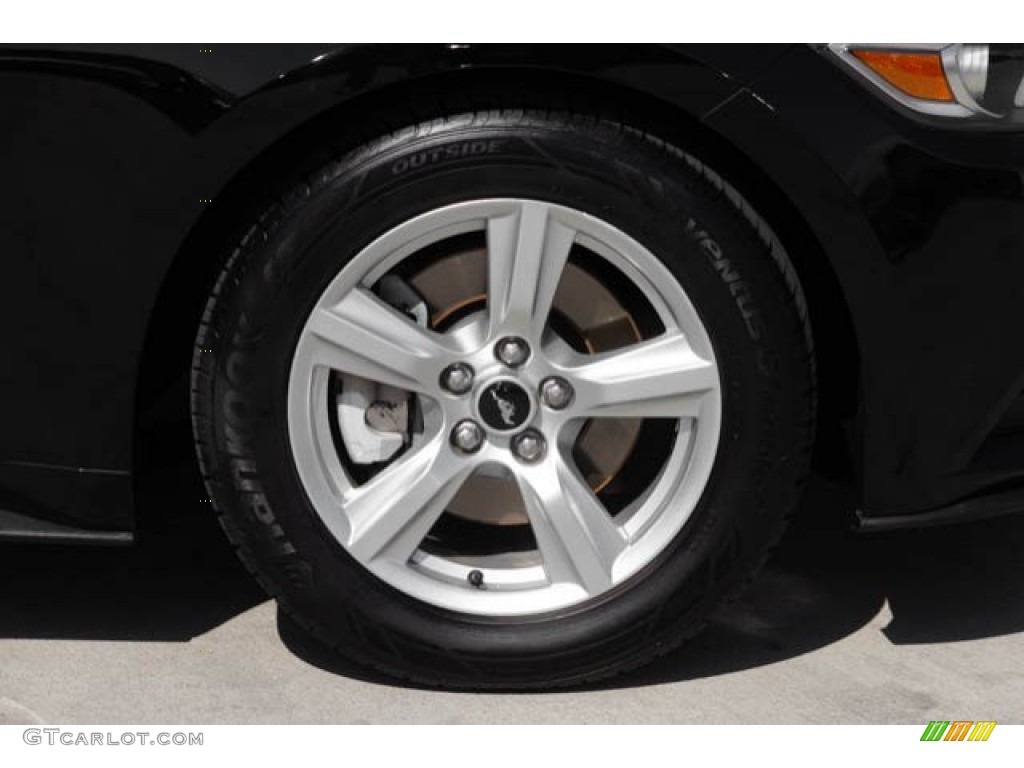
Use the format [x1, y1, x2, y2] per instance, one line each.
[478, 380, 532, 432]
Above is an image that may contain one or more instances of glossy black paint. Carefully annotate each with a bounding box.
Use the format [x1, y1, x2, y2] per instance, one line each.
[710, 45, 1024, 514]
[1, 43, 1022, 537]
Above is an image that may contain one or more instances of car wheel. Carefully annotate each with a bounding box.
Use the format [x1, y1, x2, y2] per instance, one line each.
[190, 109, 815, 689]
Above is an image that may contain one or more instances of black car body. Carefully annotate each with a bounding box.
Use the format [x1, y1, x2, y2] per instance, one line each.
[3, 43, 1021, 538]
[2, 42, 1023, 686]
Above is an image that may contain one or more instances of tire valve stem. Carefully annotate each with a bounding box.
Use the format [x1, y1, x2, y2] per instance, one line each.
[467, 569, 485, 589]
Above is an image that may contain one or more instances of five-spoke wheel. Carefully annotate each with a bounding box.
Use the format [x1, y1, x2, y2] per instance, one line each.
[287, 199, 722, 615]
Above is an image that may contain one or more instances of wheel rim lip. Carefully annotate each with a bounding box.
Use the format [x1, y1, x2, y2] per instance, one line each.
[286, 198, 723, 617]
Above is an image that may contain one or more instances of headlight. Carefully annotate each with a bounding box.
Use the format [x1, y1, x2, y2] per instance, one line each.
[829, 43, 1024, 122]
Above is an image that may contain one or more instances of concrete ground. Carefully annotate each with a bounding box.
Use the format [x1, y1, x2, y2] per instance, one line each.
[1, 478, 1022, 724]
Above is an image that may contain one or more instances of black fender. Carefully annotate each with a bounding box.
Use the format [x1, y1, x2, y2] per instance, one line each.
[0, 43, 792, 533]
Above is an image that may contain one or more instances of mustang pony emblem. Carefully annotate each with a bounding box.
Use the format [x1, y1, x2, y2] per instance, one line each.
[489, 389, 517, 426]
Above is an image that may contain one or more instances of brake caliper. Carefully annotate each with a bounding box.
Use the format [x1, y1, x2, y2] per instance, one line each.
[336, 275, 428, 464]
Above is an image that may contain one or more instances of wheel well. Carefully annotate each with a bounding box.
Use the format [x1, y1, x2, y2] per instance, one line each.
[133, 67, 860, 529]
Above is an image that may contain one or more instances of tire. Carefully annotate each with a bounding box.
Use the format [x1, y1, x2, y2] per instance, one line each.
[190, 109, 815, 689]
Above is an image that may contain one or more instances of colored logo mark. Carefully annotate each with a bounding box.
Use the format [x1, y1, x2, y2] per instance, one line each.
[920, 721, 996, 741]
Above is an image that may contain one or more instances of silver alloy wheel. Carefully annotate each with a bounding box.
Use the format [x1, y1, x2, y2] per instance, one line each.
[287, 199, 722, 617]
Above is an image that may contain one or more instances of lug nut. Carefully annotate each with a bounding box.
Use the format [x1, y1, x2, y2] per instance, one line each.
[451, 420, 485, 454]
[495, 337, 530, 367]
[512, 429, 546, 463]
[540, 377, 574, 410]
[440, 363, 474, 395]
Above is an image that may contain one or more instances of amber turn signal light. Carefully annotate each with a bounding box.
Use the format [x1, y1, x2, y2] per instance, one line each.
[851, 49, 954, 102]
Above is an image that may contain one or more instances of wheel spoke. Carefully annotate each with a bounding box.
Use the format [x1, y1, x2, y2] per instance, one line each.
[568, 332, 717, 419]
[342, 436, 472, 564]
[486, 201, 577, 339]
[304, 288, 452, 394]
[517, 456, 626, 594]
